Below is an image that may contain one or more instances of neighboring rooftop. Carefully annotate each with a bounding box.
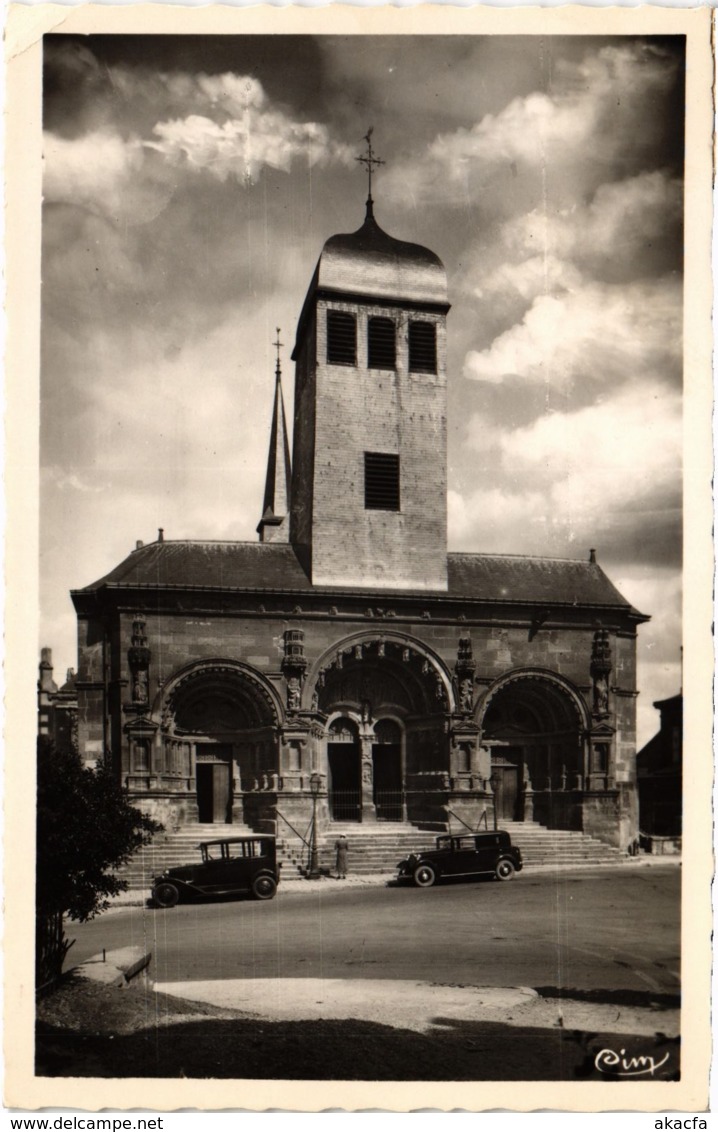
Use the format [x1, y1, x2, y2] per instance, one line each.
[73, 539, 646, 618]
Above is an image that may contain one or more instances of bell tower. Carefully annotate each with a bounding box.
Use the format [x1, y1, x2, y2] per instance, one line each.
[290, 133, 450, 591]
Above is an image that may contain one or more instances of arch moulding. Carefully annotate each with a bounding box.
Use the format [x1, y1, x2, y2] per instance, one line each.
[475, 667, 591, 733]
[153, 657, 284, 730]
[304, 630, 456, 713]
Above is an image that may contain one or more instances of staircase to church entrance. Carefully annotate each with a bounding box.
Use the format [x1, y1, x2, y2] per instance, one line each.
[117, 817, 625, 894]
[118, 821, 257, 891]
[277, 819, 624, 878]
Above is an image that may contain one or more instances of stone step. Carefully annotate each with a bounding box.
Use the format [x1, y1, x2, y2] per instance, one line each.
[118, 818, 624, 887]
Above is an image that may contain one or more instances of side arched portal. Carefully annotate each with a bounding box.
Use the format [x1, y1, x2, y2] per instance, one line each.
[160, 661, 281, 825]
[478, 671, 589, 824]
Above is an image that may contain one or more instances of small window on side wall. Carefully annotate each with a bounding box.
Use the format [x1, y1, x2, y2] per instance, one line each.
[365, 452, 400, 511]
[133, 740, 150, 772]
[368, 316, 396, 369]
[409, 320, 437, 374]
[327, 310, 356, 365]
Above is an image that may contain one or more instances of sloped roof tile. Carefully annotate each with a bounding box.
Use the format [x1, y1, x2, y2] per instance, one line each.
[74, 540, 645, 617]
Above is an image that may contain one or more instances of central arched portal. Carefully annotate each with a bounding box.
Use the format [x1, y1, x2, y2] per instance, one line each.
[313, 637, 450, 824]
[162, 663, 280, 824]
[480, 675, 586, 822]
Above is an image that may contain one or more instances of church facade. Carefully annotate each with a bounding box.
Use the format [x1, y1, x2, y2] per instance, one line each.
[71, 185, 647, 851]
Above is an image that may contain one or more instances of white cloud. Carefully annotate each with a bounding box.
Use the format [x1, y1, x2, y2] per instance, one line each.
[464, 277, 681, 392]
[148, 110, 349, 183]
[473, 255, 584, 305]
[43, 72, 352, 219]
[43, 467, 105, 494]
[451, 381, 681, 560]
[503, 171, 682, 276]
[384, 43, 678, 208]
[144, 72, 352, 184]
[43, 130, 145, 214]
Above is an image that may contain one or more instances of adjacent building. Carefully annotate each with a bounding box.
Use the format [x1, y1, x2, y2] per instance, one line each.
[37, 647, 78, 755]
[636, 693, 682, 844]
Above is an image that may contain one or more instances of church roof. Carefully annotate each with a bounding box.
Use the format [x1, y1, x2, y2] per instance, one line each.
[73, 540, 646, 618]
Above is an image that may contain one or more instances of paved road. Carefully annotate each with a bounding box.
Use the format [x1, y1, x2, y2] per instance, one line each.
[68, 863, 680, 998]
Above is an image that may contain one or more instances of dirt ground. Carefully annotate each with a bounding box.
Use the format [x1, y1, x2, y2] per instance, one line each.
[35, 973, 679, 1082]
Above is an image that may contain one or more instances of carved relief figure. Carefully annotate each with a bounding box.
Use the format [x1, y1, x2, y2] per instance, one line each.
[287, 675, 302, 711]
[132, 669, 149, 704]
[590, 628, 612, 718]
[594, 674, 609, 716]
[459, 677, 474, 713]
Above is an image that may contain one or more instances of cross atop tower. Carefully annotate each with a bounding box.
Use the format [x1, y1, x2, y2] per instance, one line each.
[273, 327, 283, 380]
[355, 128, 385, 214]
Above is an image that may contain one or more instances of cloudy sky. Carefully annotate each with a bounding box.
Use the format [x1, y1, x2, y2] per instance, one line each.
[41, 33, 684, 745]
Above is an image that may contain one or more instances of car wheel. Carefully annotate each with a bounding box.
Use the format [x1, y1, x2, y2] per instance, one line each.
[413, 863, 438, 888]
[252, 874, 277, 900]
[153, 882, 180, 908]
[495, 858, 516, 881]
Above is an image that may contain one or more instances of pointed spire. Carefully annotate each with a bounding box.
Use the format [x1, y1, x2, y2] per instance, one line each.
[257, 329, 292, 543]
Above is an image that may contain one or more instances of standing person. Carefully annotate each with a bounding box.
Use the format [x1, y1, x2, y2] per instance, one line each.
[335, 834, 348, 880]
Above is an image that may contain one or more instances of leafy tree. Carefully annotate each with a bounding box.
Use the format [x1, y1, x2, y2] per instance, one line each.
[36, 737, 163, 922]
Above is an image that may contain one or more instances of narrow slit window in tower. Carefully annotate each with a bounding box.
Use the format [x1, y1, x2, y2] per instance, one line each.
[326, 310, 356, 365]
[409, 320, 437, 374]
[364, 452, 400, 511]
[368, 316, 396, 369]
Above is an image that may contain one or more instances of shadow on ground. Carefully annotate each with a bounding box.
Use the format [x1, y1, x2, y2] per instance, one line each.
[36, 1014, 679, 1081]
[534, 986, 680, 1010]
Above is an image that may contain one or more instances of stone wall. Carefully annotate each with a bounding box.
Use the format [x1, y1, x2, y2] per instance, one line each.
[297, 297, 448, 591]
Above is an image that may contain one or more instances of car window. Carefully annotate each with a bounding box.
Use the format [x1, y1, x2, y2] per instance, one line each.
[203, 844, 221, 861]
[436, 837, 451, 851]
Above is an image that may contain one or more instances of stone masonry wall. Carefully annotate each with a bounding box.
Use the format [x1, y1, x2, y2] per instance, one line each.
[108, 606, 638, 789]
[308, 299, 448, 591]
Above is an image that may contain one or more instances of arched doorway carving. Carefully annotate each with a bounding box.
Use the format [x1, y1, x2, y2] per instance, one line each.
[478, 670, 589, 823]
[307, 633, 454, 714]
[309, 635, 452, 823]
[159, 660, 282, 824]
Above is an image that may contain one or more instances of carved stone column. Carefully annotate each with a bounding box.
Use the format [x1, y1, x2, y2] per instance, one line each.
[282, 628, 308, 714]
[359, 733, 376, 820]
[453, 636, 476, 716]
[127, 616, 151, 707]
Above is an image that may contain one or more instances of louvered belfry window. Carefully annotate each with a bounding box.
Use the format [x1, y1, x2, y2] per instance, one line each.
[364, 452, 400, 511]
[326, 310, 356, 365]
[368, 316, 396, 369]
[409, 320, 437, 374]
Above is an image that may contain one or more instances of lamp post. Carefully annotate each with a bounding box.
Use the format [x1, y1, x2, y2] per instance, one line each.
[489, 771, 499, 831]
[308, 772, 322, 878]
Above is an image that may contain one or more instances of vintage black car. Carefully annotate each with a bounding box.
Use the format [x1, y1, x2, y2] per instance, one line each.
[397, 831, 523, 887]
[151, 835, 280, 906]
